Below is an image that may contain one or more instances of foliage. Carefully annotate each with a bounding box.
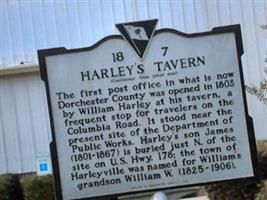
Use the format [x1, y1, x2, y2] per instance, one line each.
[206, 179, 260, 200]
[20, 173, 54, 200]
[245, 68, 267, 106]
[0, 173, 24, 200]
[206, 140, 267, 200]
[255, 180, 267, 200]
[256, 140, 267, 179]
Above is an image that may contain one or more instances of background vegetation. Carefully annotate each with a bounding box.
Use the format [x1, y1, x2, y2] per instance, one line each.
[0, 141, 266, 200]
[206, 140, 267, 200]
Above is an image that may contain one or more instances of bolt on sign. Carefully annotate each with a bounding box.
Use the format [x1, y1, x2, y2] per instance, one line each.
[38, 19, 257, 200]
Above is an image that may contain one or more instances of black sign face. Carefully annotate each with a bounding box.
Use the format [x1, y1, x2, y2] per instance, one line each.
[38, 20, 257, 200]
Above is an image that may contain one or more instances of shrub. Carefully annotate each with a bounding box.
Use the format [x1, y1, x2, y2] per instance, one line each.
[206, 179, 260, 200]
[206, 140, 267, 200]
[256, 140, 267, 179]
[0, 173, 24, 200]
[255, 180, 267, 200]
[20, 173, 54, 200]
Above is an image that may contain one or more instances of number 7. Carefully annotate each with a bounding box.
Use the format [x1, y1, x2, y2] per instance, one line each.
[161, 46, 168, 56]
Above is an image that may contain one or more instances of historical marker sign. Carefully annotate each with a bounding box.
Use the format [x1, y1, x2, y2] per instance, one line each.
[38, 19, 257, 200]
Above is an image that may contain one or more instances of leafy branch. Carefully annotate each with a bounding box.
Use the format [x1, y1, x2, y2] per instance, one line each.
[246, 68, 267, 105]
